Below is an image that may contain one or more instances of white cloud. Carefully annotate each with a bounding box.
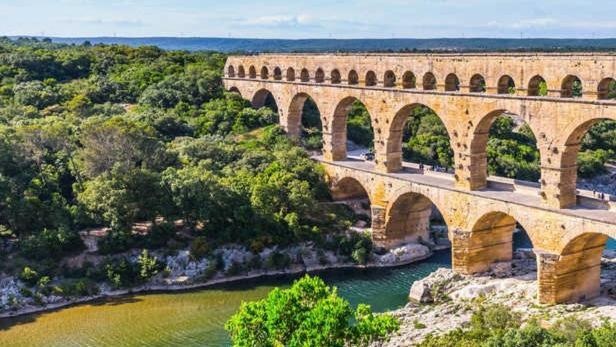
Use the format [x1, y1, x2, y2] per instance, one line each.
[236, 15, 313, 27]
[510, 17, 557, 28]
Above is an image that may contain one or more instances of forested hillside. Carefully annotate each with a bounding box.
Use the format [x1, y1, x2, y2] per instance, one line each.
[0, 37, 368, 289]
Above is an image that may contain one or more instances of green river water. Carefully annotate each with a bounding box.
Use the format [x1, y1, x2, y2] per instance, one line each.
[0, 236, 614, 347]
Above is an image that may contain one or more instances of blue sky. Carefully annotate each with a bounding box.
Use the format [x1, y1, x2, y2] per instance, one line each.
[1, 0, 616, 39]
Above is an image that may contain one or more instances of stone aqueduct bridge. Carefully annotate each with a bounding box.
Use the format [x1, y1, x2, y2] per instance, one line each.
[223, 53, 616, 304]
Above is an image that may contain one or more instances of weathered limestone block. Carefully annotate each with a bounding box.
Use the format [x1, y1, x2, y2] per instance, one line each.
[536, 247, 604, 304]
[452, 227, 513, 275]
[409, 280, 433, 303]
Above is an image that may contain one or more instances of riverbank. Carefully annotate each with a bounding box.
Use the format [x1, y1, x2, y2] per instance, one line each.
[377, 249, 616, 346]
[0, 239, 435, 319]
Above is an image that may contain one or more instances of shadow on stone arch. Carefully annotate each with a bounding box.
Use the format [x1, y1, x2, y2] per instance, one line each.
[330, 97, 374, 162]
[454, 211, 535, 276]
[381, 191, 448, 249]
[287, 92, 322, 151]
[251, 88, 278, 112]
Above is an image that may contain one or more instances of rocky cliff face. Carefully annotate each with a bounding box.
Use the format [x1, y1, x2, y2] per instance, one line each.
[379, 249, 616, 346]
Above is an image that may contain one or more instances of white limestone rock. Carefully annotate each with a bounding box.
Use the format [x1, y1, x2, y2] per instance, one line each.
[489, 262, 512, 278]
[408, 280, 432, 303]
[377, 243, 431, 265]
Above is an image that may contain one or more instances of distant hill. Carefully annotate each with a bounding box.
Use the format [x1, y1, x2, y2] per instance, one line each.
[16, 37, 616, 53]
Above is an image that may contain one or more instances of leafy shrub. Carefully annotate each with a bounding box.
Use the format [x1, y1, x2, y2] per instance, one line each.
[189, 236, 211, 260]
[137, 249, 163, 280]
[418, 304, 616, 347]
[225, 275, 398, 346]
[97, 229, 136, 255]
[59, 278, 100, 297]
[20, 227, 85, 260]
[265, 251, 291, 270]
[104, 258, 140, 289]
[141, 222, 176, 249]
[577, 149, 610, 178]
[19, 266, 40, 286]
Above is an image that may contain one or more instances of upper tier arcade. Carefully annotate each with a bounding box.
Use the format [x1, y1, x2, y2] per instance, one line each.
[225, 53, 616, 99]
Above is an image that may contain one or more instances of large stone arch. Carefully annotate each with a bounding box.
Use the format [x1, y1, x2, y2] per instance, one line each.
[325, 95, 377, 162]
[537, 232, 608, 304]
[454, 209, 536, 274]
[251, 88, 278, 110]
[384, 103, 455, 172]
[379, 189, 448, 247]
[550, 117, 614, 208]
[372, 185, 451, 247]
[284, 92, 321, 138]
[465, 109, 542, 190]
[329, 175, 372, 202]
[228, 86, 241, 96]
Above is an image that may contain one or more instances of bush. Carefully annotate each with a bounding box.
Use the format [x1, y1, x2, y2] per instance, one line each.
[141, 222, 177, 249]
[577, 149, 610, 178]
[137, 249, 163, 280]
[418, 305, 616, 347]
[19, 266, 40, 286]
[189, 236, 211, 260]
[97, 229, 136, 255]
[20, 227, 85, 260]
[340, 232, 373, 264]
[104, 258, 140, 289]
[352, 247, 369, 265]
[59, 278, 100, 297]
[225, 261, 243, 276]
[225, 275, 399, 346]
[265, 251, 291, 270]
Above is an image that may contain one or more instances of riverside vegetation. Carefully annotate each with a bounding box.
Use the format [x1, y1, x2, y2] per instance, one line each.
[0, 37, 615, 346]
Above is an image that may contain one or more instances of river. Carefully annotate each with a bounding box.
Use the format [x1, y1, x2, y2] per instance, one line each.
[0, 235, 614, 347]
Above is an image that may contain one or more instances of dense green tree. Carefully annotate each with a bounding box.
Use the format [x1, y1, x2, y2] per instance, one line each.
[225, 275, 399, 347]
[13, 80, 62, 109]
[77, 116, 170, 178]
[347, 101, 374, 148]
[402, 106, 453, 168]
[77, 167, 165, 229]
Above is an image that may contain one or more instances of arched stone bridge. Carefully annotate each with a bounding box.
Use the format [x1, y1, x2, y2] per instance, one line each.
[223, 53, 616, 304]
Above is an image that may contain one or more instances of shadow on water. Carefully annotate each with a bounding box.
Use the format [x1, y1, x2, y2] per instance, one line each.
[0, 295, 144, 331]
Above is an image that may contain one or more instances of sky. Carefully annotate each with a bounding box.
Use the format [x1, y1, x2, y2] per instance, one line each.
[1, 0, 616, 39]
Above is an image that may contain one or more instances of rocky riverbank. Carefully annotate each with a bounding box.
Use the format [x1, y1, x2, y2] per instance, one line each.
[378, 249, 616, 346]
[0, 239, 433, 318]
